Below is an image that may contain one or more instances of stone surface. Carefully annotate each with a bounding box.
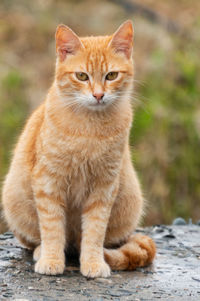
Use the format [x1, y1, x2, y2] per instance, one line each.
[0, 226, 200, 300]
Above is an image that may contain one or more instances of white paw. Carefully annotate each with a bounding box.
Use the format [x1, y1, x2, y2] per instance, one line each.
[35, 257, 65, 275]
[81, 259, 111, 278]
[33, 245, 41, 261]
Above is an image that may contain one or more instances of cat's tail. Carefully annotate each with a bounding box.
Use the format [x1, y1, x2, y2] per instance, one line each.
[104, 234, 156, 271]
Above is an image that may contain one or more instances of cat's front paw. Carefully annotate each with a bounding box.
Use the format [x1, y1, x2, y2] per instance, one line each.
[35, 257, 65, 275]
[81, 259, 111, 278]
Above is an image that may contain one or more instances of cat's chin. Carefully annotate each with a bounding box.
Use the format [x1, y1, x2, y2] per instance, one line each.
[86, 102, 111, 112]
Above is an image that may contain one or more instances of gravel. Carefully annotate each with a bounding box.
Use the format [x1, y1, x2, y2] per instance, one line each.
[0, 224, 200, 300]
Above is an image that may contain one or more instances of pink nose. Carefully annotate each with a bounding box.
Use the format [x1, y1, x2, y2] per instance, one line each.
[93, 92, 104, 102]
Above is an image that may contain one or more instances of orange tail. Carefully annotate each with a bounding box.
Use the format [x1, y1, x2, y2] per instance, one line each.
[104, 234, 156, 271]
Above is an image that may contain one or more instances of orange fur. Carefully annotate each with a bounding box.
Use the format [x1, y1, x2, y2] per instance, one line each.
[2, 20, 156, 278]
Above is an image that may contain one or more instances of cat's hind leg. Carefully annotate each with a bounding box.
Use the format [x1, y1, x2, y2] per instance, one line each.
[2, 171, 41, 249]
[14, 231, 38, 250]
[104, 158, 156, 271]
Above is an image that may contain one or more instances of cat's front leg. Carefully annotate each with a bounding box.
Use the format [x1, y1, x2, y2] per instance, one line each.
[33, 173, 66, 275]
[80, 181, 118, 278]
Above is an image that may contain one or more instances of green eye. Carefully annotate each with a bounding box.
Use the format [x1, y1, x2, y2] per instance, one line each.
[105, 72, 118, 81]
[76, 72, 89, 81]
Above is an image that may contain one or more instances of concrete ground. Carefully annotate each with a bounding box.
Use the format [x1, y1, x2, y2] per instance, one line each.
[0, 225, 200, 301]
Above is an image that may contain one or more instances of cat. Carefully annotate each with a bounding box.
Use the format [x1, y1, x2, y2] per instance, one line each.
[2, 20, 156, 278]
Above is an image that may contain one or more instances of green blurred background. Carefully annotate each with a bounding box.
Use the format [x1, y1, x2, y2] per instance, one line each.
[0, 0, 200, 232]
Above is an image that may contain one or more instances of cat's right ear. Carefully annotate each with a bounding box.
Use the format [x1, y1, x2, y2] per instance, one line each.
[56, 25, 83, 62]
[109, 20, 134, 59]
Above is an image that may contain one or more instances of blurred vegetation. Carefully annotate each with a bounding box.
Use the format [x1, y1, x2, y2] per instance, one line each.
[0, 71, 28, 181]
[0, 0, 200, 228]
[131, 40, 200, 224]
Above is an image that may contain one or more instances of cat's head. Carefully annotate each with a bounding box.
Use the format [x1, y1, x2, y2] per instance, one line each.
[55, 21, 134, 112]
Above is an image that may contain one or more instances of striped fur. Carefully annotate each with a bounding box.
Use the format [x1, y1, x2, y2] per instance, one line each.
[2, 21, 156, 278]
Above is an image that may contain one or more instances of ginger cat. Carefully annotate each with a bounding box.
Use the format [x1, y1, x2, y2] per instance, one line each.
[2, 21, 156, 278]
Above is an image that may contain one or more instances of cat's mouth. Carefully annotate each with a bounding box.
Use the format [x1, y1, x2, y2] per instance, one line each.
[91, 101, 105, 106]
[88, 101, 107, 110]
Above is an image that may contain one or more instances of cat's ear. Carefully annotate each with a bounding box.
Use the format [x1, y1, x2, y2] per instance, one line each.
[56, 24, 83, 61]
[109, 20, 133, 59]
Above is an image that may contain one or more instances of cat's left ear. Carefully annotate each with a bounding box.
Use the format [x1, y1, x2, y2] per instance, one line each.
[56, 24, 83, 62]
[109, 20, 134, 59]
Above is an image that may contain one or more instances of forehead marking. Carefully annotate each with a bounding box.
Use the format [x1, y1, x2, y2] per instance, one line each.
[86, 50, 91, 72]
[89, 54, 95, 75]
[101, 52, 107, 73]
[87, 50, 108, 79]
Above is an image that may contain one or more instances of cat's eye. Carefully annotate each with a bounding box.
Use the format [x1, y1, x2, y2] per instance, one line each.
[76, 72, 89, 81]
[105, 72, 118, 81]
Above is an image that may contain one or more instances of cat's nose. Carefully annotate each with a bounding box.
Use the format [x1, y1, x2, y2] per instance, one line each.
[93, 92, 104, 102]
